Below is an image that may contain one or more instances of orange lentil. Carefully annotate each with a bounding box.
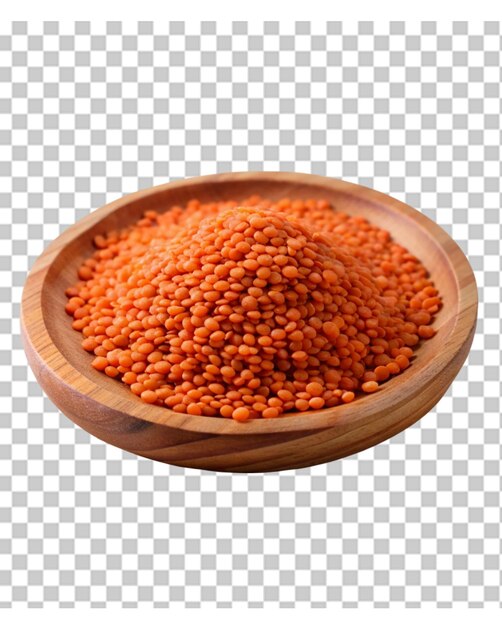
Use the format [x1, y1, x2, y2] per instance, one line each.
[395, 355, 410, 370]
[374, 366, 390, 382]
[309, 397, 325, 409]
[407, 311, 431, 326]
[322, 321, 340, 340]
[187, 403, 202, 416]
[292, 350, 308, 361]
[66, 195, 441, 420]
[282, 265, 299, 279]
[91, 356, 108, 371]
[295, 399, 310, 411]
[82, 337, 98, 352]
[232, 406, 250, 422]
[305, 382, 324, 397]
[422, 296, 441, 310]
[398, 347, 414, 358]
[361, 381, 378, 393]
[104, 365, 119, 378]
[141, 389, 158, 404]
[418, 325, 436, 339]
[122, 372, 136, 385]
[65, 297, 85, 315]
[386, 361, 400, 375]
[219, 405, 234, 418]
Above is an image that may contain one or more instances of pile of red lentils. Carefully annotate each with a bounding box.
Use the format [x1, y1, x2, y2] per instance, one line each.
[65, 196, 441, 421]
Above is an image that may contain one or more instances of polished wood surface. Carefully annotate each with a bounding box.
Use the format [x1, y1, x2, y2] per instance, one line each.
[21, 172, 478, 472]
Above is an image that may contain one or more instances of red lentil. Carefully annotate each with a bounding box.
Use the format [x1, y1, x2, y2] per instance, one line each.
[361, 380, 379, 393]
[66, 196, 441, 421]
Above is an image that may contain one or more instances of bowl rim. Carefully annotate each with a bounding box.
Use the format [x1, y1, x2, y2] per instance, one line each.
[21, 171, 478, 436]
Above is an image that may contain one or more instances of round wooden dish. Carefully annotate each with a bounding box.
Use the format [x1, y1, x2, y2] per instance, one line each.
[21, 172, 477, 472]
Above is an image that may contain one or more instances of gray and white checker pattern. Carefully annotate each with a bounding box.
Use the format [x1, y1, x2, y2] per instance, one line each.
[0, 21, 500, 607]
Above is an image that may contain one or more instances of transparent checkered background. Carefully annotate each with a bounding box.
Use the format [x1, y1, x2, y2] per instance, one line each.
[0, 21, 500, 607]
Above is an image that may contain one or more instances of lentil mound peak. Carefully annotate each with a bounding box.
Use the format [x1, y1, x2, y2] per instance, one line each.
[65, 196, 441, 421]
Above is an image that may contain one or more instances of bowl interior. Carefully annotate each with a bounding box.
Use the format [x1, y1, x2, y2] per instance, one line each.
[41, 174, 463, 433]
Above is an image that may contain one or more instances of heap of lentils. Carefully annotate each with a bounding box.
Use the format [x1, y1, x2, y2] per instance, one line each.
[65, 196, 441, 421]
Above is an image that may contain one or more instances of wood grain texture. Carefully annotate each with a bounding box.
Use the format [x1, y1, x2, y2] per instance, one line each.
[21, 172, 478, 472]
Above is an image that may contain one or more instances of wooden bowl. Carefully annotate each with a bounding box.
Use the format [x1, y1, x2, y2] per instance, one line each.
[21, 172, 477, 472]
